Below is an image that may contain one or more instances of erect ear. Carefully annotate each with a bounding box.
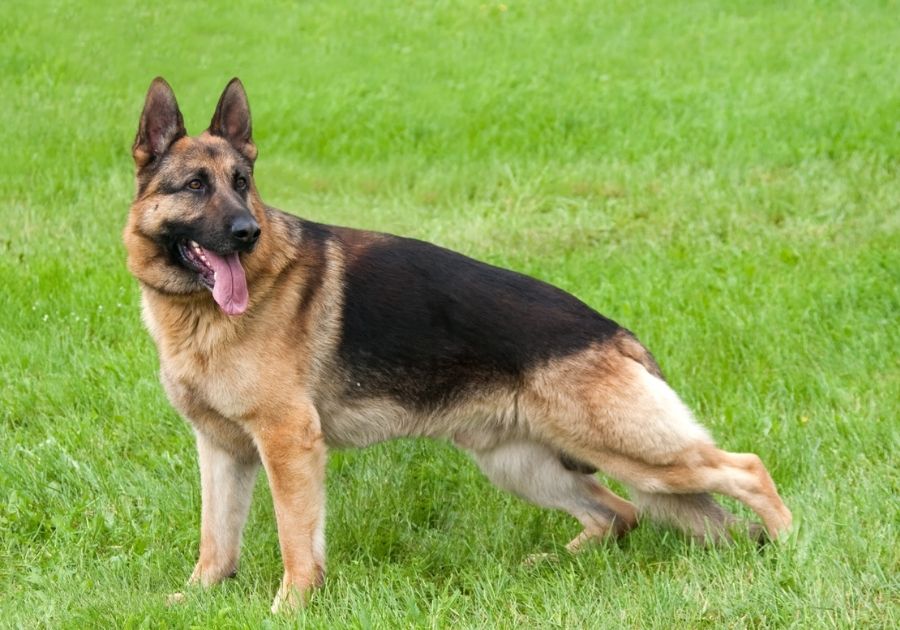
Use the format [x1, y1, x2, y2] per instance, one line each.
[133, 77, 186, 168]
[209, 78, 257, 163]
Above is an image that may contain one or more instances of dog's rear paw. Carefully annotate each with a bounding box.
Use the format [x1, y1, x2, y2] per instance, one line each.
[751, 511, 794, 547]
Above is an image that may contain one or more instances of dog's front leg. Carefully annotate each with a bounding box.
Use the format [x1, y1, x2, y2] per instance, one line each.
[250, 400, 327, 613]
[189, 427, 260, 586]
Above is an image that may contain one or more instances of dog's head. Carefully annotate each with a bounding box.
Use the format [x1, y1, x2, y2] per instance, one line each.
[124, 78, 262, 316]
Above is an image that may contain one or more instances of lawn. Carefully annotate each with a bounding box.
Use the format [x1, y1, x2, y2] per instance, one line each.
[1, 0, 898, 627]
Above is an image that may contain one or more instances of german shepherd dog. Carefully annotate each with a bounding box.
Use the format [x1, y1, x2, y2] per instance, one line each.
[125, 78, 791, 612]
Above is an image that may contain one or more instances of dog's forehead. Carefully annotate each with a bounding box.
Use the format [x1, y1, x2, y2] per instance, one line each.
[163, 135, 243, 176]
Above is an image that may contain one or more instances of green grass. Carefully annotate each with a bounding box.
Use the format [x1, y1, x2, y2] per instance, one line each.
[1, 0, 898, 627]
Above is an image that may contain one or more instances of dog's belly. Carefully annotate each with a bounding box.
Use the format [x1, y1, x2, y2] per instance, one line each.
[317, 390, 521, 450]
[317, 397, 410, 447]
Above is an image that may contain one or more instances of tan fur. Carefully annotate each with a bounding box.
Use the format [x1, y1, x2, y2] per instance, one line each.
[519, 338, 791, 539]
[126, 126, 340, 598]
[189, 427, 258, 585]
[127, 80, 791, 612]
[253, 400, 326, 613]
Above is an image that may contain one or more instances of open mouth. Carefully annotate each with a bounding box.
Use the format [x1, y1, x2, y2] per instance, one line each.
[176, 239, 249, 316]
[178, 240, 216, 289]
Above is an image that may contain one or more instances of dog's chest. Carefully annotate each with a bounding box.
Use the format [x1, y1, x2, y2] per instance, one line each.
[162, 343, 263, 421]
[144, 303, 268, 421]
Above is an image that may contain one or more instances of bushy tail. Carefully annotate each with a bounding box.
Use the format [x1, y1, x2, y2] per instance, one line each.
[631, 491, 761, 543]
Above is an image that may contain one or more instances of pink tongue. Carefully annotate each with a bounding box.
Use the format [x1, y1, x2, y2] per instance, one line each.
[203, 249, 249, 316]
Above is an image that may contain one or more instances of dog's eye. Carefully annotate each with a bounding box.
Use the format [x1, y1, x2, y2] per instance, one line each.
[235, 176, 248, 191]
[186, 179, 204, 191]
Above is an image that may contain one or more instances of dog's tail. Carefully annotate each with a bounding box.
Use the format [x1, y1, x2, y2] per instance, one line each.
[632, 491, 761, 543]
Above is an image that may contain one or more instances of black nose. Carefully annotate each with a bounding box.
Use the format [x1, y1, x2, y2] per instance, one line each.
[230, 215, 261, 247]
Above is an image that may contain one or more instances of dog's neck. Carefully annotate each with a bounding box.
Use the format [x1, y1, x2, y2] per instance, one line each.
[138, 203, 319, 358]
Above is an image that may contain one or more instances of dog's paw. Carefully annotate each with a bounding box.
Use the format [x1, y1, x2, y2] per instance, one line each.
[271, 584, 306, 614]
[189, 560, 237, 587]
[270, 567, 323, 614]
[165, 592, 187, 607]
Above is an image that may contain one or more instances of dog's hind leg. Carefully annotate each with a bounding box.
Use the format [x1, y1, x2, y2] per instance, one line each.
[470, 440, 637, 552]
[189, 426, 260, 586]
[534, 355, 792, 540]
[605, 447, 792, 540]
